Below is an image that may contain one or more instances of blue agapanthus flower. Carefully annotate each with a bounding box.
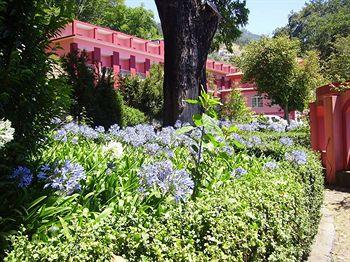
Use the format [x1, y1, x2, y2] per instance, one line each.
[221, 145, 234, 156]
[246, 135, 262, 148]
[264, 161, 278, 170]
[144, 143, 161, 155]
[11, 166, 33, 188]
[44, 160, 86, 195]
[280, 137, 294, 147]
[51, 117, 62, 125]
[95, 126, 105, 133]
[267, 122, 287, 132]
[285, 150, 307, 165]
[37, 164, 51, 180]
[231, 133, 246, 145]
[53, 129, 67, 142]
[138, 160, 194, 202]
[231, 167, 247, 178]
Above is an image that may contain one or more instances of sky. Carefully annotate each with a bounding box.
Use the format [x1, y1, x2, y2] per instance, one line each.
[125, 0, 308, 36]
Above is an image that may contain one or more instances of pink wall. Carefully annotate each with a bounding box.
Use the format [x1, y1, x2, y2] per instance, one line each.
[51, 20, 295, 120]
[310, 82, 350, 184]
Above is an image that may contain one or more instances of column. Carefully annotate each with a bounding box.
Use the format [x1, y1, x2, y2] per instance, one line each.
[111, 51, 121, 88]
[323, 95, 342, 184]
[92, 47, 101, 64]
[145, 58, 151, 76]
[309, 102, 319, 151]
[70, 43, 78, 53]
[129, 55, 136, 75]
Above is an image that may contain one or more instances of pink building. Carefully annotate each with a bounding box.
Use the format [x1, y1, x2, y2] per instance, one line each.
[51, 20, 293, 119]
[310, 82, 350, 185]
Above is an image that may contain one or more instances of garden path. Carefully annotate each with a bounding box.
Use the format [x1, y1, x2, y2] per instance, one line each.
[326, 187, 350, 262]
[309, 187, 350, 262]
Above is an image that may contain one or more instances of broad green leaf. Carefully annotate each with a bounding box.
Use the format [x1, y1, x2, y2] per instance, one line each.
[175, 125, 195, 135]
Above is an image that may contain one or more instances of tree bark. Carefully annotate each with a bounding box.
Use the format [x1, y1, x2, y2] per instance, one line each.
[284, 104, 290, 124]
[155, 0, 219, 126]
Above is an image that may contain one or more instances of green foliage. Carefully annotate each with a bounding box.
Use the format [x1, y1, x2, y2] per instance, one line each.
[1, 95, 323, 260]
[92, 68, 124, 128]
[238, 36, 324, 122]
[0, 0, 73, 163]
[3, 126, 324, 261]
[122, 106, 148, 126]
[61, 50, 123, 128]
[274, 0, 350, 61]
[209, 0, 250, 52]
[73, 0, 161, 40]
[119, 64, 164, 120]
[325, 35, 350, 81]
[221, 88, 253, 123]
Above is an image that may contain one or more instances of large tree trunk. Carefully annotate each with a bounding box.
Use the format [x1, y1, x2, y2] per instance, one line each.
[155, 0, 219, 126]
[283, 104, 290, 124]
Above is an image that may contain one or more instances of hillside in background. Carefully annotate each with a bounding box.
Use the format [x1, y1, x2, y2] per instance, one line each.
[235, 29, 262, 46]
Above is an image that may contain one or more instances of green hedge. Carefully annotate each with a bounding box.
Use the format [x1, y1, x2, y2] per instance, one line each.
[4, 152, 323, 261]
[122, 105, 148, 127]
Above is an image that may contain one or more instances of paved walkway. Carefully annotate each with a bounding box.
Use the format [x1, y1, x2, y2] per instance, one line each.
[308, 187, 350, 262]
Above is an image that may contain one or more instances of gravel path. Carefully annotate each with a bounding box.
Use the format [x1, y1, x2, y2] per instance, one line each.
[325, 187, 350, 262]
[308, 187, 350, 262]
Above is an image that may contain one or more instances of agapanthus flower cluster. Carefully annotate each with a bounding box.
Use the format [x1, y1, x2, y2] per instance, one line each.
[138, 160, 194, 202]
[102, 141, 123, 159]
[221, 145, 234, 156]
[264, 161, 278, 170]
[53, 122, 100, 142]
[95, 126, 105, 133]
[43, 160, 86, 195]
[231, 133, 246, 145]
[287, 120, 304, 131]
[267, 122, 287, 132]
[231, 167, 247, 178]
[0, 119, 15, 149]
[218, 120, 233, 129]
[245, 136, 262, 148]
[280, 137, 294, 147]
[110, 124, 157, 147]
[157, 127, 176, 146]
[237, 122, 260, 132]
[37, 164, 50, 180]
[144, 143, 161, 155]
[10, 166, 33, 188]
[51, 117, 62, 125]
[285, 150, 307, 165]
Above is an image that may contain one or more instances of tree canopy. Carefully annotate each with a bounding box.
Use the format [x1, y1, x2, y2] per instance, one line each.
[238, 36, 324, 122]
[73, 0, 161, 39]
[209, 0, 249, 51]
[325, 35, 350, 82]
[274, 0, 350, 61]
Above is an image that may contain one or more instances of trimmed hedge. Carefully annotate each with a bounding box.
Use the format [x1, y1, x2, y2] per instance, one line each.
[5, 148, 323, 261]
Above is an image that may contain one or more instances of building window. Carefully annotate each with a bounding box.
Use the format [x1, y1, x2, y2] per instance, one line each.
[252, 96, 263, 108]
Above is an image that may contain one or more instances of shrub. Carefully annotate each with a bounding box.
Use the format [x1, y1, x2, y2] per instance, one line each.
[221, 88, 253, 123]
[3, 119, 324, 261]
[61, 50, 123, 128]
[122, 106, 148, 126]
[0, 0, 73, 163]
[2, 92, 323, 261]
[119, 64, 163, 120]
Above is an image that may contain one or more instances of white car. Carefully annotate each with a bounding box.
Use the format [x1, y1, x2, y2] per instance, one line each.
[265, 115, 287, 124]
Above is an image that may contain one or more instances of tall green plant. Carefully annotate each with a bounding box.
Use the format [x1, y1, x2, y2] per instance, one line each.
[0, 0, 73, 164]
[238, 36, 324, 123]
[326, 35, 350, 82]
[119, 64, 164, 120]
[61, 50, 123, 128]
[221, 87, 253, 123]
